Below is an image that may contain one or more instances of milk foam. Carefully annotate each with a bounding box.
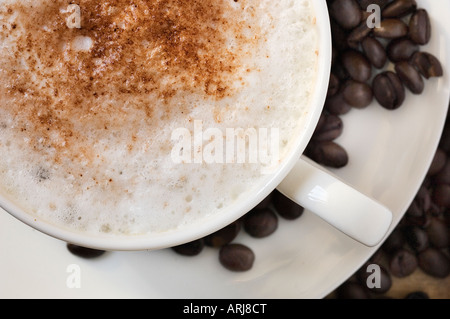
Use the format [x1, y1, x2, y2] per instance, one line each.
[0, 0, 318, 236]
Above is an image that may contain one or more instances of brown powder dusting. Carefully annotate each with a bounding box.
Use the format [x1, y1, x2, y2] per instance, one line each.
[0, 0, 259, 168]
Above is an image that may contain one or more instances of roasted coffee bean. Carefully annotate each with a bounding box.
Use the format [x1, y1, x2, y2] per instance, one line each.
[219, 243, 255, 272]
[387, 38, 419, 62]
[272, 190, 304, 220]
[308, 141, 349, 168]
[312, 113, 344, 142]
[254, 193, 274, 210]
[361, 37, 387, 69]
[336, 281, 370, 299]
[427, 148, 447, 176]
[332, 60, 351, 81]
[382, 0, 417, 18]
[404, 213, 431, 228]
[418, 248, 450, 278]
[330, 0, 362, 30]
[439, 118, 450, 153]
[395, 61, 424, 94]
[66, 244, 106, 259]
[432, 184, 450, 208]
[244, 208, 278, 238]
[172, 238, 205, 256]
[389, 248, 418, 278]
[325, 90, 353, 115]
[382, 228, 406, 254]
[327, 73, 340, 97]
[314, 112, 327, 133]
[204, 221, 241, 248]
[403, 226, 429, 253]
[357, 0, 390, 10]
[372, 71, 405, 110]
[356, 263, 392, 294]
[409, 9, 431, 45]
[342, 80, 373, 108]
[330, 18, 350, 52]
[405, 291, 430, 299]
[410, 51, 444, 79]
[341, 50, 372, 82]
[369, 248, 385, 265]
[347, 22, 371, 49]
[332, 47, 338, 66]
[406, 186, 431, 217]
[425, 217, 449, 248]
[433, 161, 450, 185]
[373, 19, 408, 39]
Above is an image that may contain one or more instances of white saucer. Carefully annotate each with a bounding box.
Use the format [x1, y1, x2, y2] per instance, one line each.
[1, 0, 449, 298]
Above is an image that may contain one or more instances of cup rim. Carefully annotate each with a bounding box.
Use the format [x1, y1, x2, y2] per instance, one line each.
[1, 0, 332, 251]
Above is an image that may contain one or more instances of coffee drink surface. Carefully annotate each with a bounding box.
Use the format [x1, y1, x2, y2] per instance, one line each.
[0, 0, 318, 236]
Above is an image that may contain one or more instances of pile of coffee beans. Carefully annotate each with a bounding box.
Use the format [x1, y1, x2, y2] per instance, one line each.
[66, 0, 448, 298]
[307, 0, 443, 168]
[334, 116, 450, 299]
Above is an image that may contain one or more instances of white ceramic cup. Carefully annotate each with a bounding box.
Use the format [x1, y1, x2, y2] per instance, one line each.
[2, 0, 392, 251]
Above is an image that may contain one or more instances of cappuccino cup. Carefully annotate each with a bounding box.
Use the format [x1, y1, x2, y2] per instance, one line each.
[0, 0, 392, 250]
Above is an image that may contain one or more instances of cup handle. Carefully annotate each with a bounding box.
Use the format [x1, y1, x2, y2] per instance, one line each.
[277, 155, 393, 247]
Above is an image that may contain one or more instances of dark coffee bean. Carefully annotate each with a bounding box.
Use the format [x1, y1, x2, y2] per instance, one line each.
[373, 19, 408, 39]
[336, 281, 370, 299]
[219, 243, 255, 272]
[244, 208, 278, 238]
[418, 248, 450, 278]
[330, 0, 362, 30]
[172, 238, 205, 256]
[409, 9, 431, 45]
[314, 112, 327, 133]
[325, 90, 353, 115]
[312, 113, 344, 142]
[433, 160, 450, 185]
[403, 226, 429, 253]
[395, 61, 424, 94]
[387, 38, 419, 62]
[332, 47, 338, 66]
[389, 248, 418, 278]
[66, 244, 106, 259]
[405, 291, 430, 299]
[439, 118, 450, 153]
[432, 184, 450, 208]
[330, 18, 350, 52]
[308, 141, 349, 168]
[406, 186, 431, 218]
[428, 148, 447, 176]
[382, 228, 406, 254]
[357, 0, 390, 10]
[356, 264, 392, 294]
[327, 73, 340, 97]
[410, 51, 444, 79]
[341, 50, 372, 82]
[342, 80, 373, 109]
[347, 22, 372, 49]
[204, 221, 241, 248]
[404, 214, 431, 228]
[382, 0, 417, 18]
[272, 190, 304, 220]
[361, 37, 387, 69]
[425, 217, 449, 248]
[254, 193, 273, 210]
[369, 248, 385, 265]
[332, 61, 351, 81]
[372, 71, 405, 110]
